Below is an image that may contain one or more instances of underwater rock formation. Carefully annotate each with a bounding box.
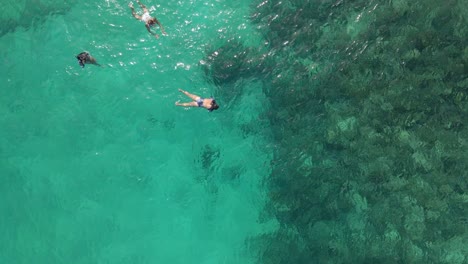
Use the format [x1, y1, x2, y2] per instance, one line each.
[1, 1, 72, 36]
[249, 0, 468, 262]
[201, 39, 271, 87]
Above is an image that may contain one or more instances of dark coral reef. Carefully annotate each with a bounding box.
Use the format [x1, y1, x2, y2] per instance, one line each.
[206, 0, 468, 263]
[1, 1, 73, 37]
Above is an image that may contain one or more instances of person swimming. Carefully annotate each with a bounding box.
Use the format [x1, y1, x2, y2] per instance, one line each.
[175, 89, 219, 112]
[129, 0, 166, 38]
[76, 52, 100, 68]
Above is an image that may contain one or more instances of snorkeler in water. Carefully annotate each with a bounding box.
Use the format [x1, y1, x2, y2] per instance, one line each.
[76, 52, 100, 68]
[175, 89, 219, 112]
[128, 0, 167, 38]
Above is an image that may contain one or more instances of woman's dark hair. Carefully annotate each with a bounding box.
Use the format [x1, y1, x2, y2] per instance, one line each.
[209, 100, 219, 111]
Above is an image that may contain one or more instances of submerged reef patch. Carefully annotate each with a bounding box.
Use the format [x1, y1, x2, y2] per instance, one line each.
[200, 38, 272, 88]
[1, 1, 73, 36]
[243, 0, 468, 262]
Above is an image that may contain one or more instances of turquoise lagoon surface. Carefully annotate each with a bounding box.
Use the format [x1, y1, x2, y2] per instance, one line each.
[1, 1, 272, 263]
[1, 0, 467, 263]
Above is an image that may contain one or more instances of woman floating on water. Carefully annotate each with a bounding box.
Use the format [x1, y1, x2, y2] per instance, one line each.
[176, 89, 219, 112]
[128, 0, 166, 38]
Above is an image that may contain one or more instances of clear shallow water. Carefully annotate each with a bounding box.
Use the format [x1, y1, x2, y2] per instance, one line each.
[4, 0, 467, 263]
[0, 1, 273, 263]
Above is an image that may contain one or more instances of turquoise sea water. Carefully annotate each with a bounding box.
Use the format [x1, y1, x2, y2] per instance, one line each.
[2, 0, 468, 263]
[1, 1, 273, 263]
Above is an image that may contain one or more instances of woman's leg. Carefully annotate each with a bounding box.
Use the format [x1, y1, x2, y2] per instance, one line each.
[175, 101, 198, 107]
[179, 89, 200, 101]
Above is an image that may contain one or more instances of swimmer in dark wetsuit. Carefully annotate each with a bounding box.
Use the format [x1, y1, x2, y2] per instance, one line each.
[129, 0, 166, 38]
[76, 52, 100, 68]
[175, 89, 219, 112]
